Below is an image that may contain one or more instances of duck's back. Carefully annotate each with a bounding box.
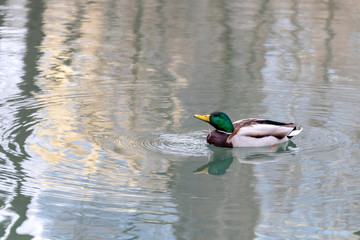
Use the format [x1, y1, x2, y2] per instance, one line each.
[229, 119, 302, 147]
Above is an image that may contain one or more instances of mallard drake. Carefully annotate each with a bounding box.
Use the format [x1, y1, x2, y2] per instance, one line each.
[194, 112, 302, 148]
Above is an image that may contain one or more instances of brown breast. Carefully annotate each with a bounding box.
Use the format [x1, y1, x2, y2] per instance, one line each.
[207, 130, 233, 148]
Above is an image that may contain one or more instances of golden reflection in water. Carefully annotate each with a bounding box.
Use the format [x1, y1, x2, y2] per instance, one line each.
[25, 0, 121, 179]
[26, 0, 190, 196]
[27, 1, 107, 172]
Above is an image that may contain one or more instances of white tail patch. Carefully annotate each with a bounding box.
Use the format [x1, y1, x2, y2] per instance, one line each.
[288, 127, 303, 137]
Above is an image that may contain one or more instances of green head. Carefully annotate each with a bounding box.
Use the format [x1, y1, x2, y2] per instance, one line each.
[194, 111, 234, 133]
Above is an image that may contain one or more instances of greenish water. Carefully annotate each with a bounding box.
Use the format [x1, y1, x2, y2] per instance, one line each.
[1, 0, 360, 239]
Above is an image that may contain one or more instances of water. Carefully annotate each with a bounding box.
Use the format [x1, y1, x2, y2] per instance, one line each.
[1, 0, 360, 239]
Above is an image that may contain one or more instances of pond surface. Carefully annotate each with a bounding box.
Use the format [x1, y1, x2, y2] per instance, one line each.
[1, 0, 360, 239]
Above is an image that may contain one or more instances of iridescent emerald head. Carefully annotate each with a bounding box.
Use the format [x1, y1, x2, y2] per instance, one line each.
[194, 112, 234, 133]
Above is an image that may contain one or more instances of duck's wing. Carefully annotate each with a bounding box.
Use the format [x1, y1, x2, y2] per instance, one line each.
[230, 119, 302, 140]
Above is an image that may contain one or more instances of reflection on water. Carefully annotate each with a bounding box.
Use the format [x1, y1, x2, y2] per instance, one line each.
[194, 142, 299, 175]
[235, 141, 299, 163]
[1, 0, 360, 239]
[194, 148, 233, 175]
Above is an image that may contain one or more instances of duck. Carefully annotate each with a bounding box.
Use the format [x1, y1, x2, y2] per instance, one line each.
[194, 112, 302, 148]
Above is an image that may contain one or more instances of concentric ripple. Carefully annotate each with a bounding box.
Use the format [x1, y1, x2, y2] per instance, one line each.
[94, 130, 211, 157]
[299, 126, 348, 156]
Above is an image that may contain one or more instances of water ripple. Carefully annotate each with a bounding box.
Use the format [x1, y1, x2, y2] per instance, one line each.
[94, 130, 210, 157]
[299, 127, 347, 157]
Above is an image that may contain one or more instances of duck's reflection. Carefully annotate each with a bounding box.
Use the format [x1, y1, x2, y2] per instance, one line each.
[193, 148, 233, 175]
[235, 141, 298, 164]
[194, 141, 298, 175]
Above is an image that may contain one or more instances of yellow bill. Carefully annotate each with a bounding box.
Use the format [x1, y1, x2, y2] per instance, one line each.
[194, 114, 210, 122]
[193, 166, 209, 174]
